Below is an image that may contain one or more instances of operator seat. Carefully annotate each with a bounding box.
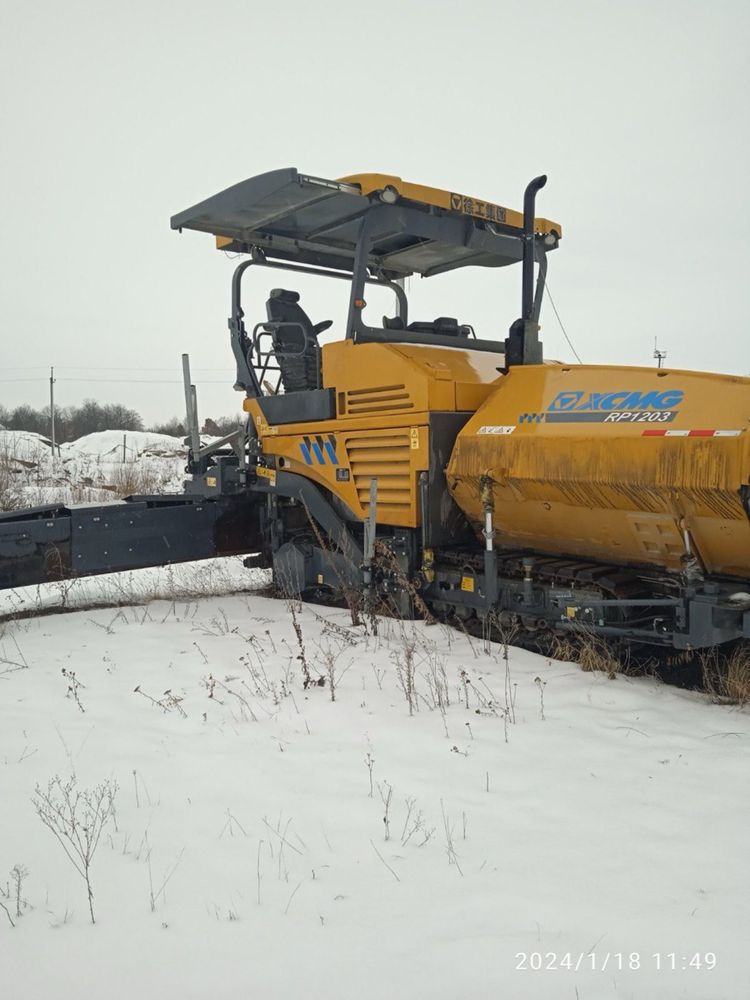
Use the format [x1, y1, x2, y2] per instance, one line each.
[265, 289, 332, 392]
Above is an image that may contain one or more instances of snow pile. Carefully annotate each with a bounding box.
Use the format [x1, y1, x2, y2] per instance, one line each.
[1, 581, 747, 999]
[55, 429, 189, 501]
[0, 429, 204, 509]
[0, 429, 53, 468]
[61, 429, 188, 460]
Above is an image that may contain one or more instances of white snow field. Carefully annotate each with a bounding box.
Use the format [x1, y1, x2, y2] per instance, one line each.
[1, 573, 747, 1000]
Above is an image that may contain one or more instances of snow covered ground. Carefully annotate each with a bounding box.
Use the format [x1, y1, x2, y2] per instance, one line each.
[1, 571, 747, 1000]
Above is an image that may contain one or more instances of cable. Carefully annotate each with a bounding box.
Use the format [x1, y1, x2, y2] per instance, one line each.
[56, 378, 230, 385]
[545, 281, 583, 364]
[0, 376, 230, 384]
[54, 366, 234, 372]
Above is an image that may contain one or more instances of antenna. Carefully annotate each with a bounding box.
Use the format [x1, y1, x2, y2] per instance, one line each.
[653, 337, 667, 369]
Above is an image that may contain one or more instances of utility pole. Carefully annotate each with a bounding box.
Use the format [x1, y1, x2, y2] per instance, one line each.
[49, 366, 56, 456]
[653, 338, 667, 369]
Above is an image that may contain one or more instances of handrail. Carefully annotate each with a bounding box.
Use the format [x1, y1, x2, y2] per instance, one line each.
[229, 249, 407, 397]
[252, 320, 322, 391]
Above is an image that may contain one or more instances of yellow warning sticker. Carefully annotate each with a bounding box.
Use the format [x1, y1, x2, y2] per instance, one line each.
[460, 575, 475, 593]
[410, 427, 419, 450]
[258, 423, 278, 436]
[255, 466, 277, 485]
[206, 476, 217, 487]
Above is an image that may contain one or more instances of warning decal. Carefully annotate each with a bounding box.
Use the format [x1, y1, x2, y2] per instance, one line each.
[641, 428, 742, 438]
[255, 465, 277, 485]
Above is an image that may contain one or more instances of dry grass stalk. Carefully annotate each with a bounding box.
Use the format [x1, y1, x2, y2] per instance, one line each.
[701, 644, 750, 706]
[549, 634, 579, 663]
[0, 449, 25, 511]
[576, 632, 622, 679]
[107, 461, 171, 498]
[300, 497, 365, 628]
[374, 540, 435, 624]
[392, 637, 417, 715]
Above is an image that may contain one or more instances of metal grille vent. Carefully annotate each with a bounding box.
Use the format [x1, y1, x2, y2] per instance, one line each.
[345, 384, 413, 415]
[346, 433, 412, 511]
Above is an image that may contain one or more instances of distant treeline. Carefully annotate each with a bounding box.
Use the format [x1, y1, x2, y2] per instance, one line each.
[0, 399, 242, 444]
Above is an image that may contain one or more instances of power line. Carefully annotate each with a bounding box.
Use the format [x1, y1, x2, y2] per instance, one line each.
[53, 366, 234, 372]
[545, 281, 583, 364]
[57, 378, 230, 385]
[0, 376, 230, 384]
[1, 365, 233, 373]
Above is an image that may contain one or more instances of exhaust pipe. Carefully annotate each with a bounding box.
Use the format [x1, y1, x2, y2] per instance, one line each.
[505, 174, 547, 367]
[522, 175, 547, 322]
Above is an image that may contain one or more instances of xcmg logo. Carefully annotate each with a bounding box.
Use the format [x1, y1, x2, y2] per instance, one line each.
[548, 389, 685, 412]
[517, 388, 688, 424]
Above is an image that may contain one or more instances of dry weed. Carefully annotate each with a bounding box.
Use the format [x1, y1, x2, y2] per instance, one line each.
[108, 461, 171, 498]
[0, 448, 26, 510]
[701, 644, 750, 706]
[576, 632, 622, 679]
[549, 634, 579, 663]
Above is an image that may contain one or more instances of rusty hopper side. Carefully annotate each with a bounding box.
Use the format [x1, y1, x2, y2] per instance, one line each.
[446, 365, 750, 579]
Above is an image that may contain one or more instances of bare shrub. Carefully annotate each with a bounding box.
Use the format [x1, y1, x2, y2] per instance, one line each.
[577, 632, 621, 679]
[288, 600, 312, 688]
[0, 449, 24, 511]
[300, 498, 365, 628]
[62, 667, 86, 712]
[108, 461, 170, 498]
[400, 798, 434, 847]
[419, 645, 450, 711]
[549, 633, 579, 663]
[724, 646, 750, 705]
[33, 776, 118, 924]
[701, 644, 750, 706]
[317, 643, 352, 702]
[374, 540, 435, 624]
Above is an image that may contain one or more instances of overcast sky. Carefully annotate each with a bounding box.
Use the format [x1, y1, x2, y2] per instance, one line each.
[1, 0, 748, 424]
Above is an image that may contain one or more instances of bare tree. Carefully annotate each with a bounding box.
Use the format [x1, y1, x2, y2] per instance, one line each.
[32, 775, 118, 924]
